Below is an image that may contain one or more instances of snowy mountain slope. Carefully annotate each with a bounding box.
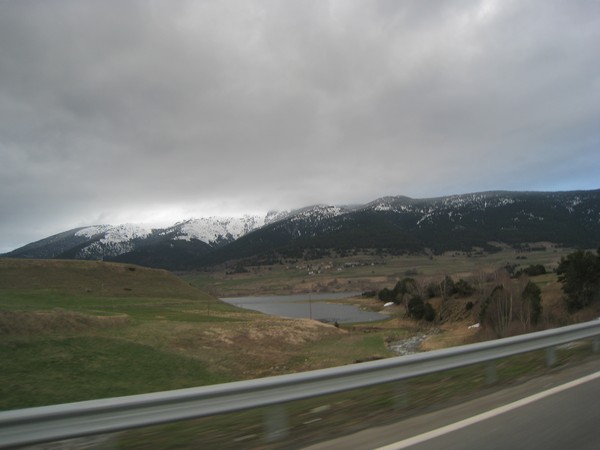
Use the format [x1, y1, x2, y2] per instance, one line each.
[200, 190, 600, 266]
[73, 224, 153, 259]
[4, 212, 285, 261]
[1, 227, 101, 259]
[165, 215, 267, 246]
[362, 191, 600, 229]
[4, 189, 600, 269]
[275, 204, 350, 238]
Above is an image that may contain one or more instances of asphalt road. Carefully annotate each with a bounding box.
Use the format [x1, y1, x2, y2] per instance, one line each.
[303, 358, 600, 450]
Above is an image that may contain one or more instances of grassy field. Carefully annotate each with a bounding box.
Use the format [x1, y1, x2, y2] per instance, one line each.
[182, 244, 574, 297]
[0, 259, 237, 409]
[0, 258, 406, 411]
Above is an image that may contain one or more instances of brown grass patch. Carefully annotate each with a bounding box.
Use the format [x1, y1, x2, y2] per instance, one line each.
[111, 314, 349, 379]
[421, 322, 479, 350]
[0, 310, 130, 336]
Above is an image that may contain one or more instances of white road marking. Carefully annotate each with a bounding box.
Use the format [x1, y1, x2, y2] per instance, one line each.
[374, 370, 600, 450]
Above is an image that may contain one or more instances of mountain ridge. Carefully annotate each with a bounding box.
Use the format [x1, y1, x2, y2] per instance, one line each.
[4, 189, 600, 269]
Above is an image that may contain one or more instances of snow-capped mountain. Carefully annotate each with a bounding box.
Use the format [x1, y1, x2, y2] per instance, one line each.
[199, 190, 600, 267]
[73, 224, 152, 259]
[360, 190, 600, 229]
[363, 192, 518, 214]
[4, 212, 287, 262]
[4, 189, 600, 270]
[164, 216, 265, 245]
[275, 205, 351, 238]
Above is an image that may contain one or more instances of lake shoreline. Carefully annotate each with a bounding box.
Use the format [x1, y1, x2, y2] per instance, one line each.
[220, 291, 389, 324]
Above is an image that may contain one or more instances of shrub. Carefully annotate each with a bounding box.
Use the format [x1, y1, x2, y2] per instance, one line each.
[425, 282, 440, 298]
[378, 288, 393, 302]
[454, 278, 475, 297]
[407, 295, 425, 320]
[516, 264, 547, 277]
[393, 278, 420, 305]
[423, 303, 436, 322]
[525, 264, 546, 276]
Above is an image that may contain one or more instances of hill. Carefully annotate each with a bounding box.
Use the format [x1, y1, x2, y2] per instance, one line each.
[0, 259, 393, 410]
[0, 258, 207, 299]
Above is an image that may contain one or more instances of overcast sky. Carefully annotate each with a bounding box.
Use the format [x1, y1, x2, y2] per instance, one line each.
[1, 0, 599, 253]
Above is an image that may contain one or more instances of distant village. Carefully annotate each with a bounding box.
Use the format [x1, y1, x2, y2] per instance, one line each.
[293, 259, 384, 276]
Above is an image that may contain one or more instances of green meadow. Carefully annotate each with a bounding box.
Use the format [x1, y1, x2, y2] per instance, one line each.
[0, 259, 243, 410]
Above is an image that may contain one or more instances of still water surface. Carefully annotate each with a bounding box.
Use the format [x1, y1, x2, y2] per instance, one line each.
[221, 292, 387, 323]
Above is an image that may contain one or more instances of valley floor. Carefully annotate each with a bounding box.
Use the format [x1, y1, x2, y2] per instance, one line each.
[0, 247, 583, 411]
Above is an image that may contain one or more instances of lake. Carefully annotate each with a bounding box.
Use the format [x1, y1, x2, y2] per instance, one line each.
[221, 291, 388, 323]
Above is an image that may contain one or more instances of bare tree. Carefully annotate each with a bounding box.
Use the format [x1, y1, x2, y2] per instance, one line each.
[480, 285, 513, 338]
[480, 272, 543, 337]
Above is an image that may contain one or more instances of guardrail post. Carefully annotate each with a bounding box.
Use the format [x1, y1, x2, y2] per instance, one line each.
[593, 337, 600, 353]
[263, 404, 289, 443]
[393, 380, 409, 410]
[485, 361, 497, 384]
[546, 347, 556, 367]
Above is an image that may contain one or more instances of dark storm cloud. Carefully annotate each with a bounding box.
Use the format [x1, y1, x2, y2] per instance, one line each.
[1, 0, 599, 252]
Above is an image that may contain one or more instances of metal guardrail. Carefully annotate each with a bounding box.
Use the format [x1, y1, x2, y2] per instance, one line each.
[1, 319, 599, 448]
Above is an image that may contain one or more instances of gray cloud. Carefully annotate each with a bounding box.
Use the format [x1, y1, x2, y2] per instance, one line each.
[1, 0, 599, 252]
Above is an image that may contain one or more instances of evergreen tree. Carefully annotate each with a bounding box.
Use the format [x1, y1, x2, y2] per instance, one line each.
[392, 277, 419, 306]
[557, 249, 600, 311]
